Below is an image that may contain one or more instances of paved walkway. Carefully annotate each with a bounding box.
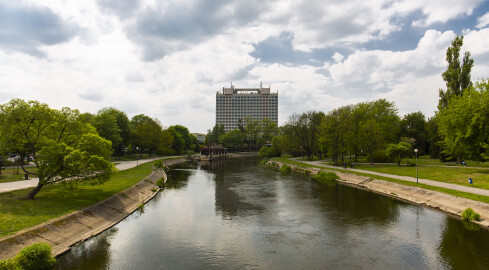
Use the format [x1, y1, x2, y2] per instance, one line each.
[302, 160, 489, 197]
[0, 156, 179, 194]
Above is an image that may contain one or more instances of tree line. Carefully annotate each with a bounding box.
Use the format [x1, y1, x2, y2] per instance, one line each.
[0, 100, 198, 199]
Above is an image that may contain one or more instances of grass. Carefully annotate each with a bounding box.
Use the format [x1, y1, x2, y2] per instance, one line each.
[0, 168, 38, 184]
[0, 161, 154, 238]
[352, 164, 489, 190]
[272, 157, 489, 204]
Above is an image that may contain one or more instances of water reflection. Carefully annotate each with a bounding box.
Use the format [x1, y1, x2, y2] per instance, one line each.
[56, 228, 117, 270]
[56, 158, 489, 269]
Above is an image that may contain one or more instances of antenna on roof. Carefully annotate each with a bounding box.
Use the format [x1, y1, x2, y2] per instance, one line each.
[260, 81, 262, 88]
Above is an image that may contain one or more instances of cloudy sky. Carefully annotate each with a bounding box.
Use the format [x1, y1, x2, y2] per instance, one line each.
[1, 0, 489, 132]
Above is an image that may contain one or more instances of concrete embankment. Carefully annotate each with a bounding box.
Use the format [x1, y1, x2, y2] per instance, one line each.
[268, 160, 489, 228]
[0, 158, 186, 260]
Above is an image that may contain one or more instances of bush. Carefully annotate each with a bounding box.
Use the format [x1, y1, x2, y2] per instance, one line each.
[304, 170, 311, 176]
[367, 149, 393, 163]
[154, 160, 164, 169]
[15, 243, 56, 270]
[259, 146, 281, 158]
[279, 164, 292, 174]
[259, 159, 269, 166]
[461, 208, 481, 221]
[156, 177, 165, 188]
[312, 171, 338, 182]
[0, 258, 21, 270]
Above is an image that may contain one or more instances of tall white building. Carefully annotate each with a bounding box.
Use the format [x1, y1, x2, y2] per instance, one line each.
[216, 84, 278, 132]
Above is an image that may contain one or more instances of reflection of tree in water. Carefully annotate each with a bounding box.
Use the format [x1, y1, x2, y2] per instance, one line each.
[438, 217, 489, 269]
[164, 164, 196, 190]
[316, 181, 400, 226]
[56, 228, 118, 270]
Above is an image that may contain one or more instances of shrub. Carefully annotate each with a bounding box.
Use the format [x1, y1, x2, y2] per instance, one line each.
[154, 160, 164, 169]
[279, 164, 292, 174]
[259, 159, 269, 166]
[367, 149, 392, 163]
[156, 177, 165, 188]
[0, 258, 21, 270]
[304, 170, 311, 176]
[461, 208, 481, 221]
[15, 243, 56, 270]
[312, 171, 338, 182]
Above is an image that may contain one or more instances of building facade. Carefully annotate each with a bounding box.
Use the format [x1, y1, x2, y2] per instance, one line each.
[216, 84, 278, 132]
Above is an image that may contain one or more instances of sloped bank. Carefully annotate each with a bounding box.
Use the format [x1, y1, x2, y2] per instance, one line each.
[0, 158, 186, 260]
[267, 160, 489, 228]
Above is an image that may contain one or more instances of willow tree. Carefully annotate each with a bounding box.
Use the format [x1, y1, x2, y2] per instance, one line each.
[0, 99, 115, 199]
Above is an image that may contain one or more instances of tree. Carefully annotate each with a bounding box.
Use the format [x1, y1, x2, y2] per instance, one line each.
[205, 124, 225, 145]
[95, 108, 131, 156]
[92, 112, 122, 155]
[220, 129, 246, 150]
[282, 111, 325, 159]
[386, 142, 413, 165]
[438, 35, 474, 110]
[130, 114, 162, 156]
[168, 125, 193, 153]
[0, 99, 115, 199]
[400, 111, 427, 153]
[320, 106, 353, 165]
[437, 80, 489, 163]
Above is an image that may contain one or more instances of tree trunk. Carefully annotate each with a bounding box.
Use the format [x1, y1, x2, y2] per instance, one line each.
[23, 181, 43, 200]
[457, 155, 463, 164]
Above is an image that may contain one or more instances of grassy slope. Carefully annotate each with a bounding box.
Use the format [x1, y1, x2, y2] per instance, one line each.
[271, 157, 489, 204]
[0, 162, 154, 238]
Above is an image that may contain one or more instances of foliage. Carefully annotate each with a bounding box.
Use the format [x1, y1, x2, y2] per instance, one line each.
[93, 107, 130, 156]
[0, 257, 20, 270]
[168, 125, 195, 154]
[221, 129, 246, 150]
[15, 242, 56, 270]
[0, 99, 116, 199]
[205, 124, 225, 145]
[461, 208, 480, 221]
[279, 164, 292, 174]
[312, 171, 338, 182]
[282, 111, 325, 159]
[258, 137, 282, 157]
[437, 80, 489, 163]
[130, 114, 173, 156]
[400, 111, 427, 153]
[438, 35, 474, 110]
[386, 142, 413, 165]
[366, 149, 392, 163]
[156, 177, 165, 188]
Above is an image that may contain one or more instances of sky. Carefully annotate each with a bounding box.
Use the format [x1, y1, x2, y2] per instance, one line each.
[1, 0, 489, 133]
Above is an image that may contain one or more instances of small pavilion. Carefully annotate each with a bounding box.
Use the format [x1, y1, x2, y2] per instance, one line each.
[199, 145, 228, 161]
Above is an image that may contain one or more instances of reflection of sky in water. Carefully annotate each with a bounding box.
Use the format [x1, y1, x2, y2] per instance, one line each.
[57, 158, 489, 270]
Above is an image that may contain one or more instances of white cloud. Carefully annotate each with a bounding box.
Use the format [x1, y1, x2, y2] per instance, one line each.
[332, 52, 344, 62]
[476, 12, 489, 28]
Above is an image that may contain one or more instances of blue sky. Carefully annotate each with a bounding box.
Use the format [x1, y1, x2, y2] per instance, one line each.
[1, 0, 489, 132]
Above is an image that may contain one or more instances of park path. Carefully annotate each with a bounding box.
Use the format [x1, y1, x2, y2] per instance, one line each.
[0, 156, 177, 194]
[302, 160, 489, 197]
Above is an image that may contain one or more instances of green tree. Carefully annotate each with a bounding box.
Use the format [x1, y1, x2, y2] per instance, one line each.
[220, 129, 246, 150]
[92, 111, 122, 155]
[168, 125, 193, 152]
[386, 142, 413, 165]
[96, 108, 131, 156]
[400, 111, 427, 153]
[0, 99, 115, 199]
[437, 80, 489, 163]
[320, 105, 353, 165]
[282, 111, 325, 159]
[438, 35, 474, 110]
[205, 124, 225, 145]
[130, 114, 162, 156]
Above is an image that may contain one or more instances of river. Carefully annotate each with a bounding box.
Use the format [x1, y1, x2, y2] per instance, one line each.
[56, 158, 489, 269]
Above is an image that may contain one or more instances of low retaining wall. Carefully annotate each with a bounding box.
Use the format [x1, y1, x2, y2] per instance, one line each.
[0, 158, 187, 260]
[268, 160, 489, 228]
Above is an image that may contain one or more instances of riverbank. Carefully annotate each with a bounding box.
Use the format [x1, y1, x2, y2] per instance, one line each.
[268, 160, 489, 228]
[0, 158, 186, 260]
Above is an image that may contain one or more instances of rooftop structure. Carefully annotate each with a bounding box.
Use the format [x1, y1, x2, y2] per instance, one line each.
[216, 83, 278, 132]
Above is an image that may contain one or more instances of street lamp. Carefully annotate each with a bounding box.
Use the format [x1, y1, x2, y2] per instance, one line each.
[414, 148, 418, 184]
[136, 147, 139, 167]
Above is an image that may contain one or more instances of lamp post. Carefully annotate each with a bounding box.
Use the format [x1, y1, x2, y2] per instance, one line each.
[414, 148, 418, 184]
[136, 147, 139, 168]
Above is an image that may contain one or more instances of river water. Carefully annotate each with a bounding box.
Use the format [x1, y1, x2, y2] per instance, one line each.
[57, 158, 489, 269]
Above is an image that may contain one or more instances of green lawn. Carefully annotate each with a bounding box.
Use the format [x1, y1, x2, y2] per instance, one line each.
[354, 164, 489, 190]
[0, 161, 154, 238]
[0, 168, 38, 184]
[270, 157, 489, 204]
